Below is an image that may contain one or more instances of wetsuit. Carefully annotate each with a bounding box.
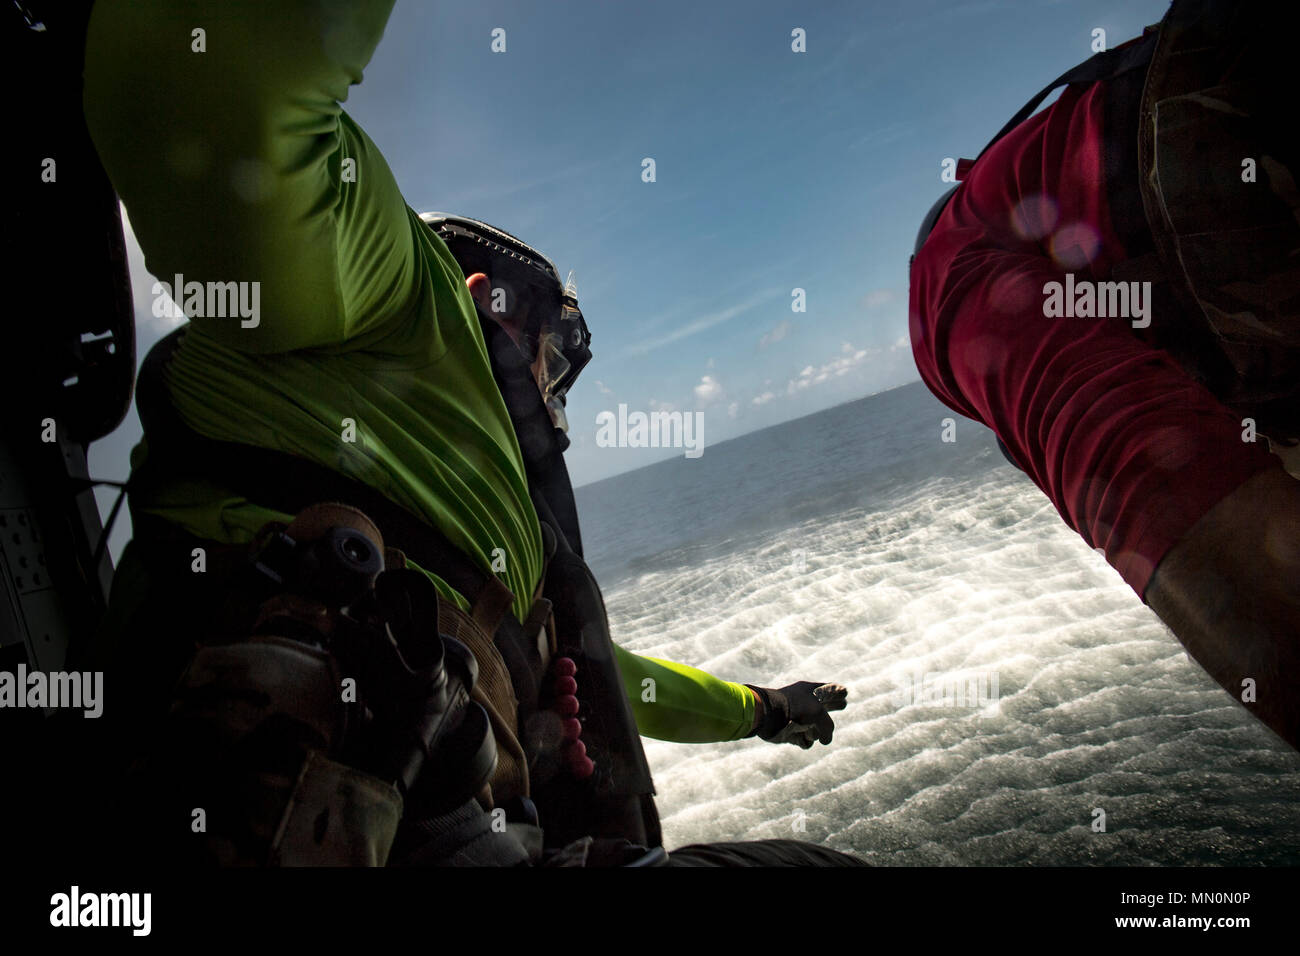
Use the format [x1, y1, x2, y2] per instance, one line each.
[909, 64, 1280, 599]
[83, 0, 753, 743]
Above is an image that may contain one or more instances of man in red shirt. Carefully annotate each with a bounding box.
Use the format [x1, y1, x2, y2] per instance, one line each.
[910, 0, 1300, 749]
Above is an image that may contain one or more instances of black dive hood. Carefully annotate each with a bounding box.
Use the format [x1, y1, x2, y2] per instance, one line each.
[420, 213, 592, 402]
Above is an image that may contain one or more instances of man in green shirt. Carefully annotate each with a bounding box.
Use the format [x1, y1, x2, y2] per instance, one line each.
[82, 0, 856, 865]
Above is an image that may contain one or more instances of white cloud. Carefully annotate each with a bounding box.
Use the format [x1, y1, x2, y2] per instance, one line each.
[785, 344, 875, 395]
[727, 402, 739, 419]
[693, 374, 723, 406]
[593, 379, 614, 395]
[891, 335, 910, 352]
[752, 391, 777, 406]
[759, 320, 791, 348]
[706, 357, 715, 369]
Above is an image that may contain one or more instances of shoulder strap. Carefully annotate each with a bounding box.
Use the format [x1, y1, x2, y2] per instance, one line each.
[976, 31, 1159, 162]
[912, 34, 1158, 263]
[977, 31, 1159, 162]
[474, 305, 585, 556]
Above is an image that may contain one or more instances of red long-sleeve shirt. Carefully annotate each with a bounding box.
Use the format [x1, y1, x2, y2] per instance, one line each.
[909, 80, 1277, 598]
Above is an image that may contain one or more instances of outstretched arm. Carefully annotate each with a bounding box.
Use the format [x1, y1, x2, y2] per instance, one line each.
[613, 645, 847, 746]
[614, 645, 756, 743]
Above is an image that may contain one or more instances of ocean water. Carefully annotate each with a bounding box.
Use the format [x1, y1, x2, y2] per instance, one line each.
[575, 382, 1300, 865]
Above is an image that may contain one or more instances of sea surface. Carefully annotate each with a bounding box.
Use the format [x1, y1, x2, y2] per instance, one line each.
[575, 381, 1300, 865]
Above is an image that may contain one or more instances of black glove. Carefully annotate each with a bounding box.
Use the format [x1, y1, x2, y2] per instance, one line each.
[745, 682, 848, 748]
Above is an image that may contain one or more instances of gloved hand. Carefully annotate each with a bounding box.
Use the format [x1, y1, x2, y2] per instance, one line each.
[744, 682, 848, 748]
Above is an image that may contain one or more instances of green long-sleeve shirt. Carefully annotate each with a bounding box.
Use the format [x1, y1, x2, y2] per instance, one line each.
[83, 0, 753, 743]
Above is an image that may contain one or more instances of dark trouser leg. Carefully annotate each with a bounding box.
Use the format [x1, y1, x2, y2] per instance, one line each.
[667, 839, 868, 867]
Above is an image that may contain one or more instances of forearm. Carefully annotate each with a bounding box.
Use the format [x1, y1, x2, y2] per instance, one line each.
[613, 645, 756, 743]
[1145, 465, 1300, 751]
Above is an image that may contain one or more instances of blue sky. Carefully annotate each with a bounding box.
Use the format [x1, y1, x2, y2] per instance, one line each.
[91, 0, 1170, 557]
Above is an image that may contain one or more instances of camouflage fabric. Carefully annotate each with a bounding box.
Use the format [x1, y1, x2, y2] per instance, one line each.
[1138, 0, 1300, 438]
[160, 636, 402, 867]
[271, 750, 402, 867]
